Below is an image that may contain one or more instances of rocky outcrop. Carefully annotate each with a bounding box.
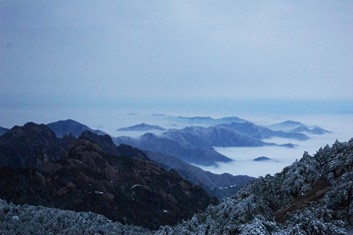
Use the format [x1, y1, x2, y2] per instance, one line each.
[0, 122, 64, 168]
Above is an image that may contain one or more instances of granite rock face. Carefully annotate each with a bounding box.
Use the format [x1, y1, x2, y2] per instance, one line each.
[0, 122, 64, 168]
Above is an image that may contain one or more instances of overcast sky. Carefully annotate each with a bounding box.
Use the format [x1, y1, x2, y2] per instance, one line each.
[1, 1, 353, 116]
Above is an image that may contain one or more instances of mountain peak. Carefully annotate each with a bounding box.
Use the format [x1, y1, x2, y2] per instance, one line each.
[48, 119, 105, 138]
[269, 120, 330, 135]
[0, 122, 63, 168]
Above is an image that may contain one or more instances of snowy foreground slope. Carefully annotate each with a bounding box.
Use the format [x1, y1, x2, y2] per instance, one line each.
[1, 139, 353, 234]
[157, 139, 353, 234]
[0, 199, 148, 235]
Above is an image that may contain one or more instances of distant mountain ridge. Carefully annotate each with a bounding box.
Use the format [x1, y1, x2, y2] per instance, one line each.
[47, 119, 106, 138]
[167, 115, 247, 126]
[269, 120, 331, 135]
[117, 123, 165, 131]
[114, 133, 232, 166]
[114, 121, 308, 166]
[146, 151, 253, 198]
[218, 122, 309, 141]
[163, 125, 264, 148]
[253, 156, 273, 161]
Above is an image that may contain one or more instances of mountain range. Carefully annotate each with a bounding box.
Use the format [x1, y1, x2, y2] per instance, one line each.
[167, 115, 247, 126]
[217, 121, 309, 141]
[114, 121, 309, 166]
[0, 117, 331, 198]
[268, 120, 331, 135]
[0, 119, 253, 197]
[50, 120, 257, 198]
[0, 117, 326, 169]
[114, 133, 233, 166]
[0, 120, 253, 228]
[0, 123, 215, 229]
[117, 123, 165, 131]
[1, 138, 352, 234]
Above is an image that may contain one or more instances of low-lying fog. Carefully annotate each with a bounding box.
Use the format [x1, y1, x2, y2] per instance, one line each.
[196, 114, 353, 177]
[200, 135, 337, 177]
[109, 112, 353, 178]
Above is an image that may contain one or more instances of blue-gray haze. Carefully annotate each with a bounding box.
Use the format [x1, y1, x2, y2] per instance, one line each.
[1, 1, 353, 127]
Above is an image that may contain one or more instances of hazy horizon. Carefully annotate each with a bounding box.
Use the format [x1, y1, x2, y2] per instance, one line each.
[1, 1, 353, 127]
[1, 98, 353, 129]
